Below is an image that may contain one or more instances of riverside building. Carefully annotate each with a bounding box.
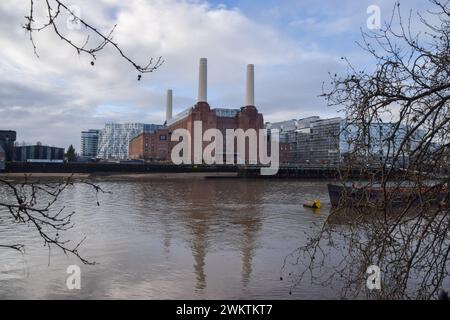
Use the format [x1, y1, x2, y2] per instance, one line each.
[14, 143, 65, 162]
[129, 59, 264, 164]
[97, 123, 164, 160]
[266, 117, 342, 166]
[81, 129, 101, 158]
[0, 130, 16, 162]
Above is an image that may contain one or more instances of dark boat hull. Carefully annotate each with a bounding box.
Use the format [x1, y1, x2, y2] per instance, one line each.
[327, 183, 448, 208]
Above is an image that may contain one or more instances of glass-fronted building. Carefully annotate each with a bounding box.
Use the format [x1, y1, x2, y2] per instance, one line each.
[81, 129, 101, 158]
[14, 144, 65, 162]
[340, 122, 425, 168]
[266, 117, 342, 166]
[97, 123, 164, 160]
[265, 117, 423, 168]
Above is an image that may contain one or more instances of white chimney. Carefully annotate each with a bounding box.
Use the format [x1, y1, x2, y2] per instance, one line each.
[198, 58, 207, 103]
[166, 89, 173, 121]
[246, 64, 255, 106]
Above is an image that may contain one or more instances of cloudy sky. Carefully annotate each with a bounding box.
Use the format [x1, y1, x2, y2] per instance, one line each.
[0, 0, 433, 150]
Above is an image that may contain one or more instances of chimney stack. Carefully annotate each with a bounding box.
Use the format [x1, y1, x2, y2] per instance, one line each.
[245, 64, 255, 106]
[198, 58, 207, 103]
[166, 89, 173, 122]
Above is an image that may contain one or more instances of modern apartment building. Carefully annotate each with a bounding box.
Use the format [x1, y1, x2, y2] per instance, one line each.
[340, 122, 425, 168]
[14, 143, 65, 162]
[266, 117, 424, 168]
[97, 123, 164, 160]
[81, 129, 101, 158]
[266, 117, 342, 166]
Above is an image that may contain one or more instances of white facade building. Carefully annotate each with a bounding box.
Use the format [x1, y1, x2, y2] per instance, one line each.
[97, 123, 163, 160]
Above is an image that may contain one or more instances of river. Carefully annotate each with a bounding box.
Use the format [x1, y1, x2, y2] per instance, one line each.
[0, 178, 340, 299]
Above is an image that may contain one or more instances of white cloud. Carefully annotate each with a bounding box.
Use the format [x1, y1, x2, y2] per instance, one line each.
[0, 0, 345, 150]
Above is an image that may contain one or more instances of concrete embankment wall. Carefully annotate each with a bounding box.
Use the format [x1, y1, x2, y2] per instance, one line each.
[1, 163, 427, 180]
[4, 162, 238, 174]
[2, 162, 343, 179]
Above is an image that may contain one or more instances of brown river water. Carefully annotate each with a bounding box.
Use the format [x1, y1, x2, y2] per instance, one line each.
[0, 178, 341, 299]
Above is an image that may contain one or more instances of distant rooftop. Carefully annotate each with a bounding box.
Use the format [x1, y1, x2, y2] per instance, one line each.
[265, 116, 342, 131]
[213, 108, 239, 118]
[166, 107, 241, 127]
[144, 124, 165, 133]
[166, 107, 193, 127]
[100, 123, 164, 133]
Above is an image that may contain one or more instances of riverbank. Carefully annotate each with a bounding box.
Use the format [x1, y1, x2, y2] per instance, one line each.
[3, 162, 239, 174]
[0, 172, 239, 181]
[2, 162, 340, 179]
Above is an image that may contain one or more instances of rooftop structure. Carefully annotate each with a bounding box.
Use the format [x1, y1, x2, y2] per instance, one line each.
[213, 108, 239, 118]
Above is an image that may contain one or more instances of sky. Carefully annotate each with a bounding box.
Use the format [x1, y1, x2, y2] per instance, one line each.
[0, 0, 434, 150]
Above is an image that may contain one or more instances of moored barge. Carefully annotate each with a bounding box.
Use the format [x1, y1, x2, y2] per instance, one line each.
[327, 183, 448, 207]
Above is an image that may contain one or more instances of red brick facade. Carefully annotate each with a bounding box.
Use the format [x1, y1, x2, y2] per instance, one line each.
[129, 128, 171, 161]
[279, 142, 290, 164]
[129, 102, 264, 163]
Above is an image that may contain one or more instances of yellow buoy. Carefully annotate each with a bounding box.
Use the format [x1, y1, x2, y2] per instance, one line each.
[303, 199, 321, 209]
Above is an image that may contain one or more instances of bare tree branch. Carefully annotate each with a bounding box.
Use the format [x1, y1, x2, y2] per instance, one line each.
[0, 174, 109, 264]
[24, 0, 164, 77]
[283, 0, 450, 300]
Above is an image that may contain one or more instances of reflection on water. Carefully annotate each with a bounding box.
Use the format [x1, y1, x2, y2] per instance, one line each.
[0, 179, 334, 299]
